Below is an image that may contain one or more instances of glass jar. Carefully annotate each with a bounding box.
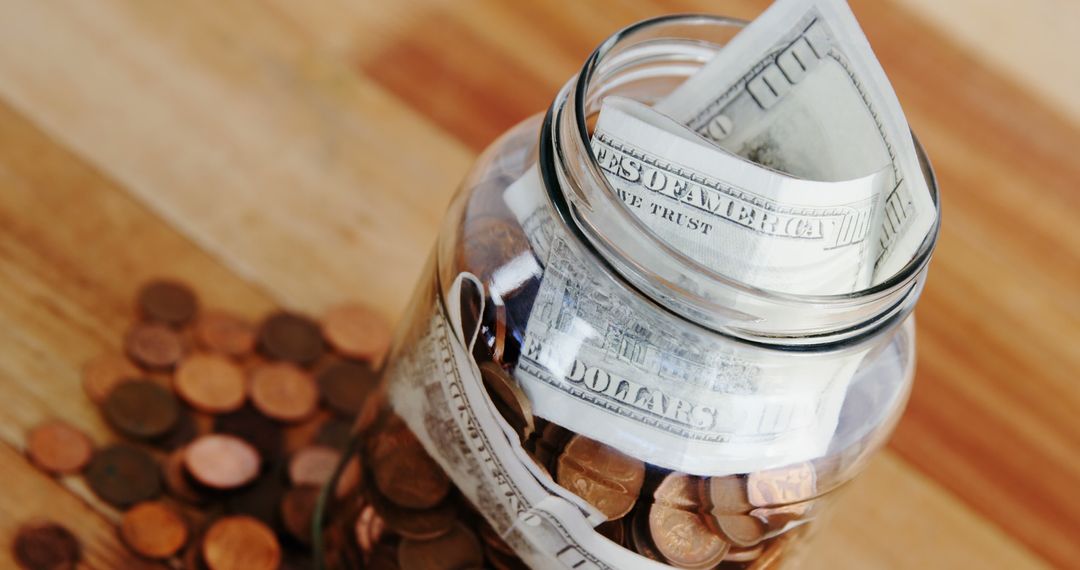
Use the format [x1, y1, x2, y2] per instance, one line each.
[316, 14, 939, 570]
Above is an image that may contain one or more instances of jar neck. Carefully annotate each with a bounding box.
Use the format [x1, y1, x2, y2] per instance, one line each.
[537, 14, 940, 348]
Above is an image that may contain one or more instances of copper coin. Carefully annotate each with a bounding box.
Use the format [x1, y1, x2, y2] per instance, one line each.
[214, 407, 284, 465]
[321, 303, 392, 362]
[156, 408, 204, 452]
[288, 445, 341, 487]
[597, 518, 626, 546]
[374, 444, 450, 510]
[120, 501, 189, 559]
[556, 435, 645, 520]
[196, 310, 256, 356]
[480, 361, 534, 439]
[280, 485, 321, 545]
[162, 447, 207, 504]
[125, 322, 184, 369]
[334, 456, 363, 499]
[137, 279, 198, 326]
[724, 544, 765, 562]
[397, 522, 484, 570]
[184, 434, 261, 490]
[13, 521, 81, 570]
[175, 354, 247, 414]
[102, 380, 180, 440]
[82, 353, 140, 404]
[353, 504, 385, 554]
[202, 516, 281, 570]
[378, 496, 457, 540]
[477, 521, 514, 557]
[85, 444, 161, 508]
[747, 462, 816, 509]
[250, 362, 319, 422]
[316, 360, 379, 417]
[258, 311, 324, 365]
[25, 420, 94, 474]
[654, 472, 700, 510]
[712, 515, 765, 547]
[702, 475, 752, 515]
[648, 504, 729, 569]
[629, 504, 666, 563]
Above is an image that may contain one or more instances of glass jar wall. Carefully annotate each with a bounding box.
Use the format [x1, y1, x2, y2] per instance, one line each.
[317, 15, 938, 570]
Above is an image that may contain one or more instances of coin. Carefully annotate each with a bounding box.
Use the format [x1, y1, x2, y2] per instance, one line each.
[596, 519, 626, 546]
[81, 353, 140, 404]
[747, 462, 816, 509]
[156, 408, 204, 452]
[280, 485, 321, 544]
[196, 310, 256, 356]
[25, 420, 94, 474]
[354, 504, 386, 554]
[556, 435, 645, 520]
[334, 455, 363, 499]
[461, 216, 531, 281]
[125, 322, 184, 369]
[258, 311, 325, 365]
[397, 522, 484, 570]
[183, 542, 211, 570]
[479, 361, 534, 439]
[162, 447, 207, 504]
[202, 516, 281, 570]
[120, 501, 189, 559]
[712, 514, 765, 547]
[288, 445, 341, 487]
[102, 380, 180, 440]
[214, 407, 284, 465]
[137, 279, 198, 326]
[378, 496, 457, 541]
[250, 362, 319, 422]
[654, 472, 701, 510]
[13, 521, 81, 570]
[316, 360, 379, 417]
[374, 444, 450, 510]
[321, 303, 392, 363]
[724, 544, 764, 562]
[175, 354, 248, 414]
[648, 504, 729, 569]
[85, 444, 161, 508]
[702, 474, 752, 515]
[184, 434, 261, 490]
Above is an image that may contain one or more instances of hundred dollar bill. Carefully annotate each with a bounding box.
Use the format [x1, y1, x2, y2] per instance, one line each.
[593, 97, 888, 295]
[656, 0, 935, 284]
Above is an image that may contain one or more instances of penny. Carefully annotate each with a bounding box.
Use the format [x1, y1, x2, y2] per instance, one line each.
[747, 462, 816, 510]
[214, 407, 284, 465]
[202, 516, 281, 570]
[397, 523, 484, 570]
[374, 444, 450, 510]
[321, 303, 392, 362]
[250, 362, 319, 422]
[156, 408, 203, 452]
[125, 322, 184, 369]
[13, 521, 81, 570]
[479, 361, 534, 439]
[120, 501, 189, 559]
[597, 519, 626, 546]
[280, 485, 321, 544]
[196, 310, 256, 356]
[712, 514, 765, 547]
[185, 434, 261, 490]
[183, 542, 210, 570]
[102, 380, 180, 440]
[85, 444, 161, 508]
[556, 435, 645, 520]
[654, 472, 700, 510]
[175, 354, 247, 414]
[162, 447, 207, 504]
[702, 474, 752, 515]
[258, 311, 324, 365]
[316, 360, 378, 417]
[378, 496, 457, 540]
[648, 504, 729, 569]
[81, 353, 140, 404]
[629, 505, 665, 563]
[334, 455, 363, 499]
[25, 420, 94, 474]
[288, 445, 341, 487]
[724, 544, 765, 562]
[354, 504, 385, 554]
[137, 279, 198, 326]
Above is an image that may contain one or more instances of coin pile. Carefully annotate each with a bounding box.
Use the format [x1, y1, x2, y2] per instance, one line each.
[18, 278, 391, 569]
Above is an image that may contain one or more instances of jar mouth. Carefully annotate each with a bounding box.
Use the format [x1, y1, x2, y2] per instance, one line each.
[543, 13, 941, 344]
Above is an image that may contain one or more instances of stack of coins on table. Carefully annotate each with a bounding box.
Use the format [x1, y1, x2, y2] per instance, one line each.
[16, 279, 391, 570]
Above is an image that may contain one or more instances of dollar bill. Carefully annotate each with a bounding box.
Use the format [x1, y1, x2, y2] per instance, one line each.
[655, 0, 935, 284]
[593, 97, 887, 295]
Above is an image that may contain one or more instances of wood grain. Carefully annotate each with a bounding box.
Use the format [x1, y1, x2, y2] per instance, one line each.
[0, 0, 1074, 568]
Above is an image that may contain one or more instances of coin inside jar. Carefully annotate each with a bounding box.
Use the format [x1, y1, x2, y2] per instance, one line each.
[184, 434, 261, 490]
[316, 360, 379, 417]
[747, 462, 817, 509]
[249, 362, 319, 422]
[202, 515, 281, 570]
[125, 322, 184, 369]
[102, 380, 180, 440]
[376, 494, 458, 541]
[288, 445, 341, 487]
[321, 303, 392, 363]
[25, 420, 94, 475]
[120, 501, 189, 559]
[374, 444, 450, 510]
[175, 354, 247, 414]
[479, 361, 534, 439]
[712, 514, 766, 548]
[195, 310, 256, 356]
[137, 279, 198, 326]
[702, 474, 753, 515]
[397, 522, 484, 570]
[556, 435, 645, 520]
[85, 444, 162, 508]
[258, 311, 325, 365]
[13, 521, 81, 570]
[81, 353, 140, 404]
[648, 504, 730, 569]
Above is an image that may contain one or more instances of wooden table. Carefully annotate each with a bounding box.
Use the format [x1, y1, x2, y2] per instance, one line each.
[0, 1, 1075, 568]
